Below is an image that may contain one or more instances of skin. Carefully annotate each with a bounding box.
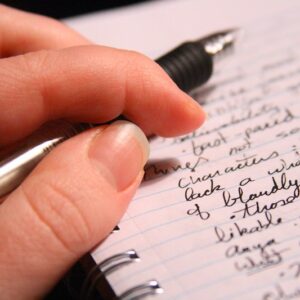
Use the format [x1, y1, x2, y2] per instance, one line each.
[0, 5, 206, 299]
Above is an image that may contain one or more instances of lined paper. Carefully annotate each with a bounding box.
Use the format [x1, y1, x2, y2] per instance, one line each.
[91, 7, 300, 300]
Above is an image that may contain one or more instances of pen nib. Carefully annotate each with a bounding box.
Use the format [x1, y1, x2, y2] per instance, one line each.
[200, 28, 242, 58]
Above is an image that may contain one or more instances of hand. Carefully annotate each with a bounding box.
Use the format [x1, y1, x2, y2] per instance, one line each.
[0, 5, 205, 299]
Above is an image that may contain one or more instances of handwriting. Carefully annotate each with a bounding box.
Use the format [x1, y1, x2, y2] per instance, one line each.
[191, 132, 227, 157]
[224, 151, 279, 174]
[268, 158, 300, 175]
[234, 248, 286, 274]
[225, 238, 277, 258]
[276, 126, 300, 139]
[184, 179, 224, 201]
[172, 105, 279, 144]
[232, 189, 299, 218]
[178, 151, 279, 188]
[223, 173, 300, 208]
[186, 203, 210, 221]
[144, 156, 207, 180]
[288, 261, 300, 279]
[244, 109, 295, 139]
[229, 137, 252, 156]
[214, 211, 282, 243]
[262, 284, 300, 300]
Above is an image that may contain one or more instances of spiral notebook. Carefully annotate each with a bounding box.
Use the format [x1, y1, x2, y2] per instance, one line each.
[77, 5, 300, 300]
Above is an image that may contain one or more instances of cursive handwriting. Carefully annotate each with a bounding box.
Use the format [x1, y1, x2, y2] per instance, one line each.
[262, 283, 300, 300]
[186, 203, 210, 221]
[244, 109, 295, 139]
[268, 158, 300, 175]
[172, 105, 279, 144]
[144, 156, 207, 180]
[215, 211, 282, 243]
[184, 179, 224, 201]
[234, 248, 286, 274]
[178, 151, 279, 189]
[223, 173, 300, 208]
[225, 238, 277, 258]
[191, 131, 227, 157]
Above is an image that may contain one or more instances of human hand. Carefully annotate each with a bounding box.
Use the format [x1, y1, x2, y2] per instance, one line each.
[0, 5, 205, 299]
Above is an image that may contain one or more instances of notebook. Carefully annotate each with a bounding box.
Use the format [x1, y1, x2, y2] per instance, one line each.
[71, 3, 300, 299]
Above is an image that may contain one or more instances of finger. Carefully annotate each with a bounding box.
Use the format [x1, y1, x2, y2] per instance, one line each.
[0, 4, 89, 57]
[0, 45, 205, 146]
[0, 121, 148, 299]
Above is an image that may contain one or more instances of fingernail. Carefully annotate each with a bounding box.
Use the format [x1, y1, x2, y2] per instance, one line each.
[89, 121, 149, 191]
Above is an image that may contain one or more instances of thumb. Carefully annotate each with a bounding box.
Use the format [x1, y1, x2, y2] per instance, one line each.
[0, 120, 149, 299]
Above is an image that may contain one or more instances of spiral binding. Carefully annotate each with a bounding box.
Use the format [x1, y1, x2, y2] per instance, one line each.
[119, 280, 163, 300]
[81, 249, 140, 300]
[81, 249, 163, 300]
[98, 249, 140, 275]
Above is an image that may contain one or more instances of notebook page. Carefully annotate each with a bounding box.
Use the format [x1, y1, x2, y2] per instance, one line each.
[91, 7, 300, 300]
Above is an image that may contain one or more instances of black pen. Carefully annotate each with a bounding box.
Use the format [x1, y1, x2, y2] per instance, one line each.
[156, 29, 237, 92]
[0, 29, 238, 196]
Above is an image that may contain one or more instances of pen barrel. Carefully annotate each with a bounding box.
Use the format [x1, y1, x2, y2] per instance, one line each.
[156, 42, 213, 92]
[0, 121, 93, 197]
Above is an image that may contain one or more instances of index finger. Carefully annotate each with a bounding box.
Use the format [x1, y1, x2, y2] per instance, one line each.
[0, 45, 205, 146]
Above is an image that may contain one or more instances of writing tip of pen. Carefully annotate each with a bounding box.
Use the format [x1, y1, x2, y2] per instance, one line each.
[229, 28, 246, 52]
[229, 27, 245, 43]
[225, 27, 245, 47]
[202, 27, 244, 57]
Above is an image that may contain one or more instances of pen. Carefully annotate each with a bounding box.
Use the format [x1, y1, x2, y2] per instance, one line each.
[0, 29, 238, 197]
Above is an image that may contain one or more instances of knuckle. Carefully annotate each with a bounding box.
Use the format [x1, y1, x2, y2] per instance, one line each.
[18, 50, 57, 115]
[16, 50, 51, 97]
[123, 51, 155, 100]
[21, 178, 92, 254]
[21, 50, 51, 76]
[127, 50, 163, 85]
[126, 50, 154, 73]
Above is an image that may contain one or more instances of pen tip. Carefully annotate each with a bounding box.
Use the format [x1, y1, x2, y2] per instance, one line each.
[201, 28, 243, 57]
[227, 27, 244, 43]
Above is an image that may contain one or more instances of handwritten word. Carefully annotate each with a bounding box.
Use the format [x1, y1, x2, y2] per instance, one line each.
[276, 126, 300, 139]
[172, 105, 277, 144]
[144, 156, 206, 180]
[186, 203, 210, 221]
[191, 132, 227, 157]
[223, 173, 300, 207]
[215, 211, 282, 243]
[268, 158, 300, 175]
[262, 283, 300, 300]
[225, 238, 277, 258]
[244, 109, 295, 139]
[178, 151, 279, 188]
[184, 179, 224, 201]
[229, 137, 252, 156]
[234, 248, 285, 273]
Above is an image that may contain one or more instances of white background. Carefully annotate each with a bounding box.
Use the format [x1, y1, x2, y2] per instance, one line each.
[65, 0, 299, 58]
